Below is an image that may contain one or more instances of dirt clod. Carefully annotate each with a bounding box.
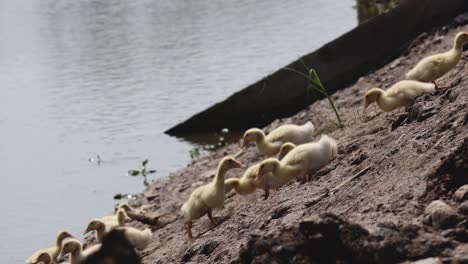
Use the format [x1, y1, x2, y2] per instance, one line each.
[424, 200, 461, 230]
[454, 185, 468, 201]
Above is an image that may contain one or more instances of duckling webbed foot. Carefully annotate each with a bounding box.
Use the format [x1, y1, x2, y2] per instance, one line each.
[207, 210, 217, 226]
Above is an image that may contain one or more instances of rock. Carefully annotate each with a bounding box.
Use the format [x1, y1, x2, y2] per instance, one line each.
[454, 185, 468, 201]
[407, 257, 441, 264]
[441, 228, 468, 243]
[459, 201, 468, 215]
[390, 58, 402, 69]
[454, 12, 468, 25]
[424, 200, 460, 230]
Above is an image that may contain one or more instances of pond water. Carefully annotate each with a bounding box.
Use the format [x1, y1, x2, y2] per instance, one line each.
[0, 0, 356, 262]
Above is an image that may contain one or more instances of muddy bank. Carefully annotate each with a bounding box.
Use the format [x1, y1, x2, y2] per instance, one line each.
[128, 23, 468, 263]
[166, 0, 468, 134]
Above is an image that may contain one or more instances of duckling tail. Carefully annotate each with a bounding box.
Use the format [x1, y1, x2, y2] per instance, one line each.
[305, 120, 314, 128]
[180, 202, 190, 219]
[319, 135, 338, 157]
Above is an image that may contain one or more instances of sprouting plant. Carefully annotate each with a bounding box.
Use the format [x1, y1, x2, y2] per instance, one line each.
[190, 148, 201, 160]
[128, 159, 157, 186]
[284, 59, 342, 126]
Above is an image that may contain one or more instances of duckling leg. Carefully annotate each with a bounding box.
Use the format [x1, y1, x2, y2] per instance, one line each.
[263, 187, 270, 200]
[206, 210, 217, 226]
[300, 175, 308, 184]
[186, 221, 193, 239]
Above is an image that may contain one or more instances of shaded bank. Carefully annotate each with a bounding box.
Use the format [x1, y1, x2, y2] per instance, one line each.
[166, 0, 468, 134]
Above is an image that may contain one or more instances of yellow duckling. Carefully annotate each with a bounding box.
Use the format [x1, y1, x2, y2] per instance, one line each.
[277, 142, 297, 160]
[101, 202, 133, 224]
[406, 32, 468, 85]
[29, 251, 52, 264]
[115, 226, 153, 251]
[363, 80, 437, 113]
[242, 121, 315, 156]
[84, 218, 152, 251]
[101, 208, 131, 229]
[58, 238, 101, 264]
[181, 157, 246, 239]
[224, 163, 263, 196]
[224, 145, 295, 199]
[26, 231, 73, 264]
[84, 219, 112, 243]
[84, 210, 129, 243]
[257, 134, 338, 186]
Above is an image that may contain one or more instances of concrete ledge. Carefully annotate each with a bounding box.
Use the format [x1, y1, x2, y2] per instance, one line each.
[166, 0, 468, 134]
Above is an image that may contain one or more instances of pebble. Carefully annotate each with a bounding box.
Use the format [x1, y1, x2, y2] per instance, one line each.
[454, 185, 468, 201]
[458, 201, 468, 215]
[423, 200, 460, 230]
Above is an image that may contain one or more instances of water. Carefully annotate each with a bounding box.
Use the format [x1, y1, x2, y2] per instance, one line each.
[0, 0, 356, 262]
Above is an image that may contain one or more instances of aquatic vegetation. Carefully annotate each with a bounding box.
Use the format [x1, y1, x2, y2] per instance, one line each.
[113, 193, 137, 200]
[284, 61, 343, 126]
[355, 0, 398, 23]
[189, 148, 201, 160]
[127, 159, 156, 186]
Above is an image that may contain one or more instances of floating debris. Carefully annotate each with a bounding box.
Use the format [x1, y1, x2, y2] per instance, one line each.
[88, 155, 101, 165]
[113, 193, 137, 200]
[190, 148, 201, 160]
[127, 170, 140, 177]
[127, 159, 157, 186]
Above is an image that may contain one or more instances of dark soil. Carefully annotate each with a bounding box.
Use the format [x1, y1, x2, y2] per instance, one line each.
[128, 24, 468, 263]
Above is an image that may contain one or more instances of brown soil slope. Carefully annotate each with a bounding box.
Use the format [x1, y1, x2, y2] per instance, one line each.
[133, 24, 468, 263]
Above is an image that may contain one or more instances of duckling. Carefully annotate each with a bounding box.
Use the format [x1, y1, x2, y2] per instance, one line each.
[277, 142, 297, 160]
[84, 219, 111, 243]
[242, 121, 315, 156]
[101, 202, 133, 223]
[58, 238, 101, 264]
[101, 208, 131, 228]
[363, 80, 437, 114]
[26, 231, 73, 264]
[84, 211, 129, 243]
[84, 218, 152, 251]
[225, 145, 296, 200]
[406, 32, 468, 86]
[181, 156, 246, 239]
[114, 226, 153, 251]
[257, 134, 338, 187]
[81, 229, 141, 264]
[29, 251, 52, 264]
[224, 164, 262, 196]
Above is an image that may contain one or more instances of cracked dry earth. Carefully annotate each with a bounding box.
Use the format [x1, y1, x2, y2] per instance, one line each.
[125, 24, 468, 263]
